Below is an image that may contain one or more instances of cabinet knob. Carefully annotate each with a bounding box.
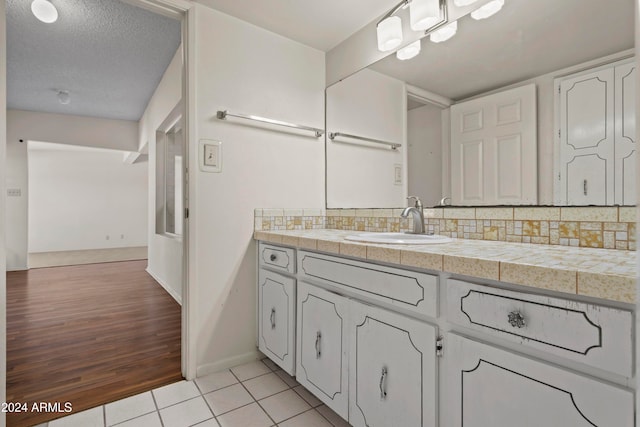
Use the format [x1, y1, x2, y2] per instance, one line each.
[270, 308, 276, 329]
[269, 253, 277, 262]
[508, 311, 526, 328]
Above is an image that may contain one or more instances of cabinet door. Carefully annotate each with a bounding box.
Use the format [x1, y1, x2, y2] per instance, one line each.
[559, 67, 615, 205]
[443, 333, 634, 427]
[296, 281, 349, 419]
[614, 62, 636, 205]
[258, 269, 295, 375]
[349, 301, 437, 427]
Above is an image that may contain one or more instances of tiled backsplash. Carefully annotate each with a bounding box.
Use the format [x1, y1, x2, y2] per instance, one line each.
[255, 206, 637, 251]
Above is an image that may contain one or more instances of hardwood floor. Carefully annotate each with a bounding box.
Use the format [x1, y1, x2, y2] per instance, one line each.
[6, 260, 182, 427]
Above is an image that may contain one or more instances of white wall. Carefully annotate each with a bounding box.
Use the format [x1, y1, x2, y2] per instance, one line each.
[191, 4, 325, 374]
[326, 68, 406, 208]
[407, 103, 443, 206]
[139, 47, 183, 304]
[6, 110, 139, 270]
[27, 143, 147, 253]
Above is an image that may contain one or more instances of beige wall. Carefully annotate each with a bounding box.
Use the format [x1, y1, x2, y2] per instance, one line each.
[408, 103, 443, 206]
[0, 0, 7, 422]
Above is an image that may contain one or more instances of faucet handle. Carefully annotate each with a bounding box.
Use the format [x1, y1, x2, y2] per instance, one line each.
[407, 196, 423, 209]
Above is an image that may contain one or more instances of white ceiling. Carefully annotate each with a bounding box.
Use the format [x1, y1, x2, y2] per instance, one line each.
[370, 0, 635, 101]
[194, 0, 396, 52]
[7, 0, 181, 121]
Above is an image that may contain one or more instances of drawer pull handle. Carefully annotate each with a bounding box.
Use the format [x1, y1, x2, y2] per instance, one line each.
[379, 367, 388, 400]
[315, 331, 322, 359]
[269, 254, 277, 262]
[508, 311, 526, 328]
[270, 308, 276, 329]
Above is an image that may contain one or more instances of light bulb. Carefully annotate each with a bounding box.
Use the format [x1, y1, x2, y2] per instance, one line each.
[31, 0, 58, 23]
[471, 0, 505, 20]
[409, 0, 441, 31]
[57, 90, 70, 105]
[453, 0, 479, 6]
[430, 21, 458, 43]
[377, 16, 403, 52]
[396, 40, 421, 61]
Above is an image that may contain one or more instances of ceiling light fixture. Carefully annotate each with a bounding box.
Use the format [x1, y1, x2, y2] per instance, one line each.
[453, 0, 478, 6]
[31, 0, 58, 24]
[396, 40, 421, 60]
[57, 90, 70, 105]
[470, 0, 505, 20]
[430, 20, 458, 43]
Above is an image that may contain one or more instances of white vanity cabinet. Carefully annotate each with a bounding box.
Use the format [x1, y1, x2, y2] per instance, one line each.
[443, 333, 634, 427]
[255, 240, 634, 427]
[296, 281, 349, 419]
[257, 243, 296, 375]
[349, 300, 437, 427]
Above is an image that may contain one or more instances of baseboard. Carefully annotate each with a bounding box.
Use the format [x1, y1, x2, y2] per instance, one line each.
[28, 247, 148, 268]
[146, 268, 182, 305]
[196, 350, 262, 377]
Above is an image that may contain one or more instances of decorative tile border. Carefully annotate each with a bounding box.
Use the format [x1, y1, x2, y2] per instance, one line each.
[255, 207, 637, 251]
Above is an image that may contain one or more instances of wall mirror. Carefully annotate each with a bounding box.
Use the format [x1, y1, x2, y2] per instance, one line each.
[325, 0, 635, 208]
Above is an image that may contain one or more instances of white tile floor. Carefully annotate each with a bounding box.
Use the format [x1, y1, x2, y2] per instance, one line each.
[39, 359, 350, 427]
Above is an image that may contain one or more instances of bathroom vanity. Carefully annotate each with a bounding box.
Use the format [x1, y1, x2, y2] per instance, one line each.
[255, 230, 635, 427]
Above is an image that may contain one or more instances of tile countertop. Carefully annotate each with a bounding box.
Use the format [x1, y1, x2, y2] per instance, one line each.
[254, 229, 637, 305]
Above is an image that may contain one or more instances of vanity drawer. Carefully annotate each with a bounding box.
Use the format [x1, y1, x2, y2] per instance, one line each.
[446, 279, 633, 377]
[298, 251, 437, 318]
[259, 243, 296, 274]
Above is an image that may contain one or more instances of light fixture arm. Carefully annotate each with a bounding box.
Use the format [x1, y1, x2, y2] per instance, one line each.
[378, 0, 410, 25]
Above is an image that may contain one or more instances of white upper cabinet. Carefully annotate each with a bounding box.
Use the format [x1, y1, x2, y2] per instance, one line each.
[556, 59, 635, 205]
[450, 84, 538, 205]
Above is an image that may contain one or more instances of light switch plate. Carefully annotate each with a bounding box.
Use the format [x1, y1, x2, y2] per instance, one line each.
[394, 164, 402, 185]
[199, 139, 222, 173]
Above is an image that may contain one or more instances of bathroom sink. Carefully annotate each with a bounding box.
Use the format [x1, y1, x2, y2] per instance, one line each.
[345, 232, 453, 245]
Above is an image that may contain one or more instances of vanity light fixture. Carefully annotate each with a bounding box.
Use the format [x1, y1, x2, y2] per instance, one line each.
[376, 0, 444, 52]
[31, 0, 58, 23]
[430, 20, 458, 43]
[377, 15, 404, 51]
[409, 0, 441, 31]
[453, 0, 478, 6]
[396, 40, 421, 60]
[470, 0, 505, 20]
[57, 90, 70, 105]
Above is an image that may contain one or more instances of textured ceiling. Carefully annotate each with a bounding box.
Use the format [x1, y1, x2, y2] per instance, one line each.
[195, 0, 396, 52]
[7, 0, 181, 121]
[370, 0, 635, 100]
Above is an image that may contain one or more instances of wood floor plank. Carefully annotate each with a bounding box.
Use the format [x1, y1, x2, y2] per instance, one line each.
[6, 260, 182, 426]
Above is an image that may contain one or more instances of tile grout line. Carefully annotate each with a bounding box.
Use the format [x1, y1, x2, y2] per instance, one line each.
[150, 388, 166, 427]
[103, 404, 106, 427]
[229, 364, 279, 426]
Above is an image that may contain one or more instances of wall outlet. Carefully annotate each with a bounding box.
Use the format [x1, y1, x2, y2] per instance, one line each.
[394, 164, 402, 185]
[7, 188, 21, 197]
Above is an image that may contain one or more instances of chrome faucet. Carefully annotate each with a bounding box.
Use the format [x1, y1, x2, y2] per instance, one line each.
[401, 196, 425, 234]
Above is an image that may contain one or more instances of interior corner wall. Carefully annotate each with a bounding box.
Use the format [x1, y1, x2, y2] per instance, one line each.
[5, 110, 139, 270]
[192, 4, 325, 374]
[407, 104, 443, 206]
[139, 46, 183, 303]
[28, 146, 148, 253]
